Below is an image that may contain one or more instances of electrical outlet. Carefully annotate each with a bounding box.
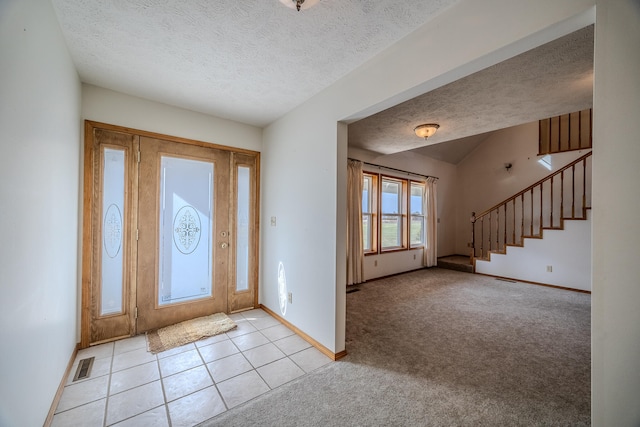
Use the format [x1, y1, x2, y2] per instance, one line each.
[546, 265, 553, 272]
[413, 254, 416, 260]
[288, 292, 292, 304]
[270, 216, 277, 227]
[374, 260, 378, 267]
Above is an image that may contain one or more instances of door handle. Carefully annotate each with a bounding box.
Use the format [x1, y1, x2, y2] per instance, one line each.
[220, 242, 229, 249]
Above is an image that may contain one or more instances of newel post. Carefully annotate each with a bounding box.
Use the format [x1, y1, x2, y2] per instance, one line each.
[469, 212, 476, 265]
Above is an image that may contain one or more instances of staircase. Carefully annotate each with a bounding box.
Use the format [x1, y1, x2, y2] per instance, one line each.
[469, 152, 592, 277]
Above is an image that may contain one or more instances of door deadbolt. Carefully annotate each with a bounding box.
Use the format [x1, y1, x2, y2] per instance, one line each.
[220, 231, 228, 237]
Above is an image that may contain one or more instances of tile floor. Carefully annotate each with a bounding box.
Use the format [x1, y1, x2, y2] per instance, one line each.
[51, 309, 332, 427]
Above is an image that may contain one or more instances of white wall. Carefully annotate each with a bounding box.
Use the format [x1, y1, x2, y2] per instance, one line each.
[363, 249, 425, 281]
[82, 84, 262, 153]
[347, 147, 457, 280]
[476, 211, 591, 291]
[261, 107, 341, 352]
[0, 0, 82, 426]
[261, 0, 595, 355]
[455, 121, 590, 254]
[592, 0, 640, 425]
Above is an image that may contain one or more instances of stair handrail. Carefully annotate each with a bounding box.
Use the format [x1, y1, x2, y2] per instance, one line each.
[470, 150, 592, 264]
[474, 151, 592, 220]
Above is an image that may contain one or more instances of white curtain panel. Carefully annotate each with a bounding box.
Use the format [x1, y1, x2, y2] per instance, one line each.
[346, 160, 364, 285]
[423, 177, 438, 267]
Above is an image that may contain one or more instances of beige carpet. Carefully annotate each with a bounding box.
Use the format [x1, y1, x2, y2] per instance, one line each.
[146, 313, 236, 354]
[203, 268, 590, 426]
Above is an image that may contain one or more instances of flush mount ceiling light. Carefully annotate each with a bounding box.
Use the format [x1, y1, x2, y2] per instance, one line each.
[279, 0, 320, 11]
[414, 124, 440, 139]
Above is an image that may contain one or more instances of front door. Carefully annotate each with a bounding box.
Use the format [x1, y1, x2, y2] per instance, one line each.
[136, 136, 230, 332]
[82, 123, 259, 347]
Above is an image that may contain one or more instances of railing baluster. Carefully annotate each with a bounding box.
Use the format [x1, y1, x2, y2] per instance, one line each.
[539, 184, 543, 236]
[481, 217, 484, 259]
[498, 208, 500, 250]
[470, 212, 476, 262]
[551, 117, 556, 152]
[572, 164, 576, 218]
[578, 108, 591, 148]
[551, 175, 554, 227]
[568, 111, 572, 150]
[496, 208, 499, 252]
[561, 170, 564, 219]
[512, 199, 516, 245]
[489, 211, 492, 253]
[504, 204, 507, 251]
[558, 114, 562, 152]
[582, 158, 587, 216]
[530, 189, 534, 236]
[520, 194, 524, 244]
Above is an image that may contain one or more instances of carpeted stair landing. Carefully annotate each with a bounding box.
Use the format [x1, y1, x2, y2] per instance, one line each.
[437, 254, 474, 273]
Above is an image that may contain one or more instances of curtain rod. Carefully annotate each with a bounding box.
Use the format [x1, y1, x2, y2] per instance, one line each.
[348, 158, 439, 181]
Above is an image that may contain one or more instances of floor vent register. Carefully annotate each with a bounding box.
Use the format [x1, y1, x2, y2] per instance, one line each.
[72, 357, 95, 382]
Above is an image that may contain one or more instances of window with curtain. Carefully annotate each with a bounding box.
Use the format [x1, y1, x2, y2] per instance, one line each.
[359, 170, 436, 263]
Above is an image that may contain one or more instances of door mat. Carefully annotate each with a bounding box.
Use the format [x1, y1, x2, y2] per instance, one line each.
[146, 313, 237, 354]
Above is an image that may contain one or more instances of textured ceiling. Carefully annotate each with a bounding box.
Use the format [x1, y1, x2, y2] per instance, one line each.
[348, 25, 594, 160]
[51, 0, 459, 127]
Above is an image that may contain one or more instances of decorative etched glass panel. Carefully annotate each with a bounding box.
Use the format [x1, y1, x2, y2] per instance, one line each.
[236, 166, 250, 292]
[101, 148, 125, 315]
[159, 156, 213, 306]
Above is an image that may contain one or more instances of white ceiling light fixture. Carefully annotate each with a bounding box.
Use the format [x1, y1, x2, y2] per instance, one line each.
[414, 124, 440, 139]
[279, 0, 320, 11]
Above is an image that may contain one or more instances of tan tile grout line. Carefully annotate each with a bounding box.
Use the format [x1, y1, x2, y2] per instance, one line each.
[102, 343, 115, 427]
[195, 335, 230, 416]
[155, 350, 171, 427]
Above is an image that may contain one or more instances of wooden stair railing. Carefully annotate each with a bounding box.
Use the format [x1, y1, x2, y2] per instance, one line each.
[469, 151, 592, 264]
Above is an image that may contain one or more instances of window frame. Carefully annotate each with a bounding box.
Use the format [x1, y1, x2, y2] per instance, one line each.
[361, 170, 428, 255]
[362, 173, 378, 254]
[379, 175, 408, 252]
[409, 181, 426, 249]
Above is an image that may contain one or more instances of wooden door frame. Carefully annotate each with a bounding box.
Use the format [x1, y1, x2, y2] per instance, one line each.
[81, 121, 261, 348]
[228, 152, 260, 312]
